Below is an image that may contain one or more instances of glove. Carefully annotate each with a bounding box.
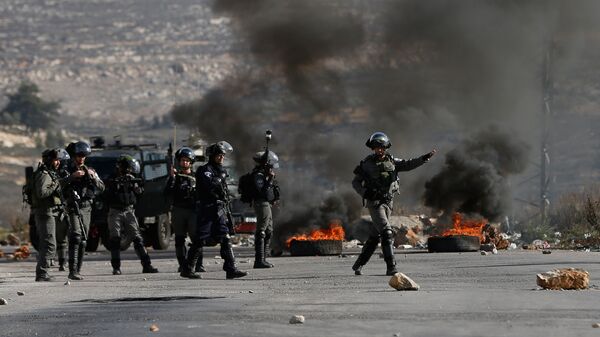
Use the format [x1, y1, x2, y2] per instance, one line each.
[421, 149, 436, 161]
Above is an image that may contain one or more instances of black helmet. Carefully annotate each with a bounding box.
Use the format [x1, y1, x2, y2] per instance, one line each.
[365, 132, 391, 149]
[117, 155, 140, 175]
[205, 141, 233, 158]
[175, 147, 195, 162]
[253, 151, 279, 169]
[72, 141, 91, 157]
[42, 148, 69, 167]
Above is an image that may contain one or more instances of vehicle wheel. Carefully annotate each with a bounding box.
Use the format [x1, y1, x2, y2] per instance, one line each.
[427, 235, 481, 253]
[151, 213, 171, 250]
[289, 239, 343, 256]
[85, 225, 100, 252]
[28, 213, 39, 251]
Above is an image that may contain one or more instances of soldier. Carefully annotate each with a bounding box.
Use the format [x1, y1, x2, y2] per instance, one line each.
[31, 148, 69, 281]
[249, 151, 280, 269]
[63, 141, 105, 280]
[105, 155, 158, 275]
[351, 132, 436, 276]
[180, 141, 247, 279]
[164, 147, 205, 273]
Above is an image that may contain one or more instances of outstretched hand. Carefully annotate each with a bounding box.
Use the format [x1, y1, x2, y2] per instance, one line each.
[422, 149, 437, 161]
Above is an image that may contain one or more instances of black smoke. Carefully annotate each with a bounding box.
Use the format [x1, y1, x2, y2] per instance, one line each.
[424, 127, 530, 222]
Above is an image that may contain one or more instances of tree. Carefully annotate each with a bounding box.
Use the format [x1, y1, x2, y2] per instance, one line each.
[1, 82, 60, 130]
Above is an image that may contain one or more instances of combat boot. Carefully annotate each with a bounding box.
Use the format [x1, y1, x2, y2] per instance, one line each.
[76, 241, 86, 273]
[180, 244, 202, 279]
[253, 234, 272, 269]
[133, 237, 158, 274]
[58, 257, 66, 272]
[111, 259, 121, 275]
[194, 247, 206, 273]
[35, 274, 55, 282]
[221, 237, 247, 279]
[110, 237, 121, 275]
[352, 236, 379, 275]
[263, 234, 274, 268]
[175, 235, 187, 273]
[381, 228, 398, 276]
[68, 240, 84, 280]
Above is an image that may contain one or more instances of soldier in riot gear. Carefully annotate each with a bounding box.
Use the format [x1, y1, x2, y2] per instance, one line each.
[249, 151, 280, 269]
[164, 147, 205, 273]
[62, 141, 104, 280]
[31, 148, 69, 281]
[105, 155, 158, 275]
[351, 132, 436, 276]
[181, 141, 248, 279]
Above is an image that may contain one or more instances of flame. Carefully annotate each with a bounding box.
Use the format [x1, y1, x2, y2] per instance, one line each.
[286, 223, 345, 248]
[441, 213, 486, 242]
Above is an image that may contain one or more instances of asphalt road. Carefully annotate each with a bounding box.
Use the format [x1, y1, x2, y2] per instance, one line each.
[1, 246, 599, 337]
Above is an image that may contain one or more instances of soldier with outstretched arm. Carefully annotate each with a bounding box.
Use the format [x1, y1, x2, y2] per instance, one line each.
[351, 132, 436, 276]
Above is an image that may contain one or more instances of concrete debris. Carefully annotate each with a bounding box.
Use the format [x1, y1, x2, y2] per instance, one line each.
[542, 250, 552, 254]
[7, 234, 20, 246]
[17, 291, 24, 296]
[592, 323, 600, 328]
[289, 315, 305, 324]
[0, 298, 7, 305]
[536, 268, 589, 290]
[149, 324, 160, 332]
[389, 273, 420, 291]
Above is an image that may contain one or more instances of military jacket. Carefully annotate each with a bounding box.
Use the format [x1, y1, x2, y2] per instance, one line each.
[164, 172, 196, 209]
[352, 153, 426, 201]
[64, 162, 105, 206]
[31, 164, 63, 210]
[195, 163, 229, 204]
[105, 173, 143, 209]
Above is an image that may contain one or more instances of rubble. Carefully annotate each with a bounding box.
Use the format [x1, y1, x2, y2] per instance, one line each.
[12, 245, 30, 260]
[592, 323, 600, 328]
[149, 324, 160, 332]
[389, 273, 420, 291]
[536, 268, 590, 290]
[0, 298, 7, 305]
[6, 234, 20, 246]
[542, 250, 552, 254]
[289, 315, 305, 324]
[17, 291, 24, 296]
[0, 249, 4, 258]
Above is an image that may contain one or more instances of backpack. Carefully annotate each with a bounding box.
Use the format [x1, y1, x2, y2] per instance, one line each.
[238, 172, 256, 204]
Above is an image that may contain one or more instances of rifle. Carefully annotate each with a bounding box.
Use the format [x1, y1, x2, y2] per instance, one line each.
[66, 189, 88, 242]
[262, 130, 272, 166]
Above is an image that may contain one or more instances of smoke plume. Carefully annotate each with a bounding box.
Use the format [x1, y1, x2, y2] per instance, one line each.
[424, 127, 530, 222]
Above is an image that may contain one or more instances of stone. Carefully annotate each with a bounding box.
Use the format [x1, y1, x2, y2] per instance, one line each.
[64, 280, 71, 286]
[480, 243, 496, 252]
[389, 273, 420, 291]
[6, 233, 20, 246]
[149, 324, 159, 332]
[0, 298, 7, 305]
[289, 315, 305, 324]
[480, 251, 488, 256]
[17, 291, 24, 296]
[592, 323, 600, 328]
[542, 250, 552, 254]
[536, 268, 589, 290]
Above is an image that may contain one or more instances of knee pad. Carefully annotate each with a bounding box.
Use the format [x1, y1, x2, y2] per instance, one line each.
[381, 227, 394, 245]
[256, 231, 266, 240]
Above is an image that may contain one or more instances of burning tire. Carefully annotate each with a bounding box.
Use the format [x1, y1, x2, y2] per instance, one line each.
[289, 239, 342, 256]
[427, 235, 480, 253]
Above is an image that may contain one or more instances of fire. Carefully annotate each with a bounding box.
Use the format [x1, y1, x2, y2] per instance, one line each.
[286, 223, 345, 248]
[441, 213, 486, 242]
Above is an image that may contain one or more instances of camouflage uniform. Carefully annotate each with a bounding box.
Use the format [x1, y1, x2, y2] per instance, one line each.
[31, 164, 65, 281]
[106, 173, 157, 274]
[351, 153, 428, 275]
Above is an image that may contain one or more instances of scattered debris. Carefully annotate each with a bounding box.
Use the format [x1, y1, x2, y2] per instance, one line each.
[12, 245, 31, 260]
[480, 243, 496, 252]
[17, 291, 24, 296]
[536, 268, 589, 290]
[592, 323, 600, 328]
[248, 290, 254, 293]
[64, 280, 71, 286]
[0, 249, 4, 258]
[7, 234, 21, 246]
[149, 324, 160, 332]
[482, 225, 510, 250]
[0, 298, 7, 305]
[389, 273, 420, 291]
[542, 250, 552, 255]
[143, 278, 147, 281]
[289, 315, 305, 324]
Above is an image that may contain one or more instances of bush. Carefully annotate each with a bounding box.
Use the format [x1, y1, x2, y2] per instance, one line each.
[0, 81, 60, 130]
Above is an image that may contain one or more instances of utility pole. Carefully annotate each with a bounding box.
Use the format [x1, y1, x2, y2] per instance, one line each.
[540, 41, 555, 226]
